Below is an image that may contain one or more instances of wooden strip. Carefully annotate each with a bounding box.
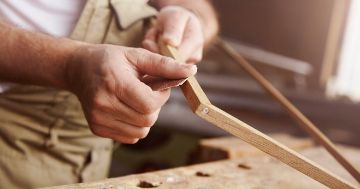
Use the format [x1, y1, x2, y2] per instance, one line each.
[217, 38, 360, 183]
[159, 43, 358, 189]
[159, 42, 211, 110]
[196, 104, 356, 189]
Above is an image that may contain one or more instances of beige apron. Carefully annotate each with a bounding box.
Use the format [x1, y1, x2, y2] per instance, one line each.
[0, 0, 156, 188]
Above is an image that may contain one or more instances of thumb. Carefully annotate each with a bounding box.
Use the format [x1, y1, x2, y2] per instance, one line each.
[127, 48, 197, 79]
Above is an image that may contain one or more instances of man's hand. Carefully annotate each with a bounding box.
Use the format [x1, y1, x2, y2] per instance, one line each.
[67, 44, 197, 144]
[143, 6, 204, 64]
[0, 20, 197, 144]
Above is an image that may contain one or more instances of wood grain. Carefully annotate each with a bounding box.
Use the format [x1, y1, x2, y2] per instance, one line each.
[217, 38, 360, 184]
[160, 44, 358, 189]
[43, 144, 360, 189]
[192, 134, 314, 163]
[197, 104, 356, 189]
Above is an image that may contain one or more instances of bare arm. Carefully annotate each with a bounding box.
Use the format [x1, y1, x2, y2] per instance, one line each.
[0, 21, 81, 89]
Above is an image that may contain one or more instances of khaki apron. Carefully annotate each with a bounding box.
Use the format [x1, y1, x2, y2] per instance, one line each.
[0, 0, 157, 188]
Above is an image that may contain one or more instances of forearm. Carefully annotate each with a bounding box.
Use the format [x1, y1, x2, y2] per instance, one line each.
[0, 21, 83, 89]
[151, 0, 219, 45]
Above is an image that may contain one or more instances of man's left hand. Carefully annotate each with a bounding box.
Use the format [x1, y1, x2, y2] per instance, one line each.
[142, 6, 204, 64]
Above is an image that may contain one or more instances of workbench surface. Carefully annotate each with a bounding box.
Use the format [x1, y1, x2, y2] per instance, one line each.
[44, 145, 360, 189]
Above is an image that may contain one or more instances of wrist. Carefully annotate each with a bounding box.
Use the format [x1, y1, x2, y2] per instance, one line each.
[62, 39, 91, 94]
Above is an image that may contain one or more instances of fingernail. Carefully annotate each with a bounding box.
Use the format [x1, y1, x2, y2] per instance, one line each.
[183, 64, 197, 75]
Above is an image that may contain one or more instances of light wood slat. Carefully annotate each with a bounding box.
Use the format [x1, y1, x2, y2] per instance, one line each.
[217, 38, 360, 183]
[159, 44, 358, 189]
[197, 104, 356, 189]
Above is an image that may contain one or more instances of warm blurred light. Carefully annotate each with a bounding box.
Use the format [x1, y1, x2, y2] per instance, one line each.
[327, 0, 360, 102]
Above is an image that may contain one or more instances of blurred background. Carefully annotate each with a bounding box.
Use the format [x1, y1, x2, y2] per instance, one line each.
[110, 0, 360, 177]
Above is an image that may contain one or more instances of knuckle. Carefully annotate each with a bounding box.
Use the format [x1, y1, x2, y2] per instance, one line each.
[134, 48, 149, 56]
[136, 128, 150, 139]
[121, 138, 139, 144]
[140, 100, 158, 114]
[92, 96, 107, 109]
[132, 48, 152, 66]
[88, 111, 102, 125]
[140, 114, 157, 127]
[125, 48, 145, 63]
[160, 56, 172, 65]
[90, 126, 106, 138]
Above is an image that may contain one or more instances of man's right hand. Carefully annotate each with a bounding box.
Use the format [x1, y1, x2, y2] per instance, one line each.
[66, 44, 197, 144]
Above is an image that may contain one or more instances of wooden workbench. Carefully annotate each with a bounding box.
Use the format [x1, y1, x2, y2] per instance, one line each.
[44, 136, 360, 189]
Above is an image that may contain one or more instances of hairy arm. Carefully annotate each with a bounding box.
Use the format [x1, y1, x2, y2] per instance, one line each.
[0, 21, 81, 89]
[151, 0, 219, 44]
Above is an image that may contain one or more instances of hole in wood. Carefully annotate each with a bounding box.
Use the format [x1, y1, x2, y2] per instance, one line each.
[195, 171, 211, 177]
[238, 163, 251, 170]
[137, 180, 162, 188]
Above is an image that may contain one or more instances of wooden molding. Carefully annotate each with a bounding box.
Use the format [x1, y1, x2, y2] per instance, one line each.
[159, 43, 358, 188]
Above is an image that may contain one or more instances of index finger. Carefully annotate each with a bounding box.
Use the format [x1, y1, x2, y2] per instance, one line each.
[119, 74, 171, 114]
